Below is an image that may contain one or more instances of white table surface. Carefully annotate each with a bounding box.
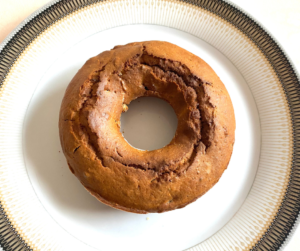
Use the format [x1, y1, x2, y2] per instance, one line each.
[0, 0, 299, 250]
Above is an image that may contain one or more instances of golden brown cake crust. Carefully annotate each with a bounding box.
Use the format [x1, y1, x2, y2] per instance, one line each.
[59, 41, 235, 213]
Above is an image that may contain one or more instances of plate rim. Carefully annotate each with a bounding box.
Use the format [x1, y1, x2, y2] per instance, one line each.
[0, 0, 299, 250]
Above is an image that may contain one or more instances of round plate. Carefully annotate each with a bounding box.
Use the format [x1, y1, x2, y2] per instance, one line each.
[24, 24, 260, 251]
[0, 0, 299, 251]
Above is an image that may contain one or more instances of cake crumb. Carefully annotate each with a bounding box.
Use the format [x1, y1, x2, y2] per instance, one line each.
[146, 217, 149, 220]
[122, 104, 128, 112]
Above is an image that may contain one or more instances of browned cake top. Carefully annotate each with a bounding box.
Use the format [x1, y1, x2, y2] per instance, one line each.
[59, 41, 235, 213]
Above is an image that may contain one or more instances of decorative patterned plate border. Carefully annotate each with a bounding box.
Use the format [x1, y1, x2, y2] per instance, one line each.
[0, 0, 299, 250]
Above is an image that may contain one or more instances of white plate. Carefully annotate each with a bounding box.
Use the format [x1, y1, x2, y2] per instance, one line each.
[23, 25, 260, 251]
[0, 1, 296, 250]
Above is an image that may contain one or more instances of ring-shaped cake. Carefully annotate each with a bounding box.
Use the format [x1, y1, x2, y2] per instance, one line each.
[59, 41, 235, 213]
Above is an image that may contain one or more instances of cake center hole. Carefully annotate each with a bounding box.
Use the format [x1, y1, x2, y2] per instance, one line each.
[120, 97, 178, 151]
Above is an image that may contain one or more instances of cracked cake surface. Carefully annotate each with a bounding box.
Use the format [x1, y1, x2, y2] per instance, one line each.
[59, 41, 235, 213]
